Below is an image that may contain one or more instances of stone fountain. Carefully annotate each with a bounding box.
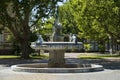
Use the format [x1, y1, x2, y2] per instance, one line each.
[11, 6, 104, 73]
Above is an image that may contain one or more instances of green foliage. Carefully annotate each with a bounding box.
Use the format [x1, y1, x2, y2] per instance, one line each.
[82, 0, 120, 40]
[35, 18, 54, 41]
[84, 43, 91, 51]
[59, 0, 83, 34]
[59, 0, 120, 42]
[98, 44, 105, 52]
[0, 0, 63, 59]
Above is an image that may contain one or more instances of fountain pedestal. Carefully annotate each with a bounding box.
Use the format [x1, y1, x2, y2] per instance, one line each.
[49, 33, 65, 67]
[49, 50, 65, 67]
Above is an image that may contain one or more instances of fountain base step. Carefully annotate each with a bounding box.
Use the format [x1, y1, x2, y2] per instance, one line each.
[11, 63, 104, 73]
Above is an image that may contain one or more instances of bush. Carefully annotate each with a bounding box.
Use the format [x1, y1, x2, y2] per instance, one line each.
[98, 44, 105, 52]
[84, 43, 91, 51]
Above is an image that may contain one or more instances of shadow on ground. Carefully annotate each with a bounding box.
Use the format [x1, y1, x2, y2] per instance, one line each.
[65, 58, 120, 70]
[0, 58, 120, 70]
[0, 59, 48, 67]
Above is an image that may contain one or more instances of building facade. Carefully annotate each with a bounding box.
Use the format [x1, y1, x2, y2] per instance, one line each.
[0, 29, 14, 54]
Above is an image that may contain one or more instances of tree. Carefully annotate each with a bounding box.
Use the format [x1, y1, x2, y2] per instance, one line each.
[0, 0, 63, 59]
[83, 0, 120, 39]
[59, 0, 120, 42]
[81, 0, 120, 52]
[34, 17, 54, 41]
[59, 0, 120, 52]
[59, 0, 82, 34]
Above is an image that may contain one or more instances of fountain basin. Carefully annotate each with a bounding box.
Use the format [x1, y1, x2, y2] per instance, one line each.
[11, 63, 104, 73]
[31, 42, 83, 50]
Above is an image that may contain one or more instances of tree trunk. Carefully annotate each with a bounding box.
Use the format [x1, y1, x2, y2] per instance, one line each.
[20, 40, 31, 59]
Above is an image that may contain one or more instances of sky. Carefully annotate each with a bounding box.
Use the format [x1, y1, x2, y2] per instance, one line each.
[57, 0, 68, 6]
[57, 2, 64, 6]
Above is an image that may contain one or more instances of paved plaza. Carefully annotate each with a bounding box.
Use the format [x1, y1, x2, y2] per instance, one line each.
[0, 53, 120, 80]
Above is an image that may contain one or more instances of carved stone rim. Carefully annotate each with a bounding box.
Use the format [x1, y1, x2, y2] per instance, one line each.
[11, 63, 104, 73]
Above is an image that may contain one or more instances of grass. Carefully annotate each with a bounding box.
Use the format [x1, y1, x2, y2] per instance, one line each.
[0, 55, 20, 59]
[0, 53, 119, 59]
[0, 54, 48, 59]
[78, 54, 120, 59]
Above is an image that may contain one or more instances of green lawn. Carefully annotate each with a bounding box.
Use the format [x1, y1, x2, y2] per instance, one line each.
[78, 54, 120, 59]
[0, 55, 20, 59]
[0, 54, 48, 59]
[0, 54, 119, 59]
